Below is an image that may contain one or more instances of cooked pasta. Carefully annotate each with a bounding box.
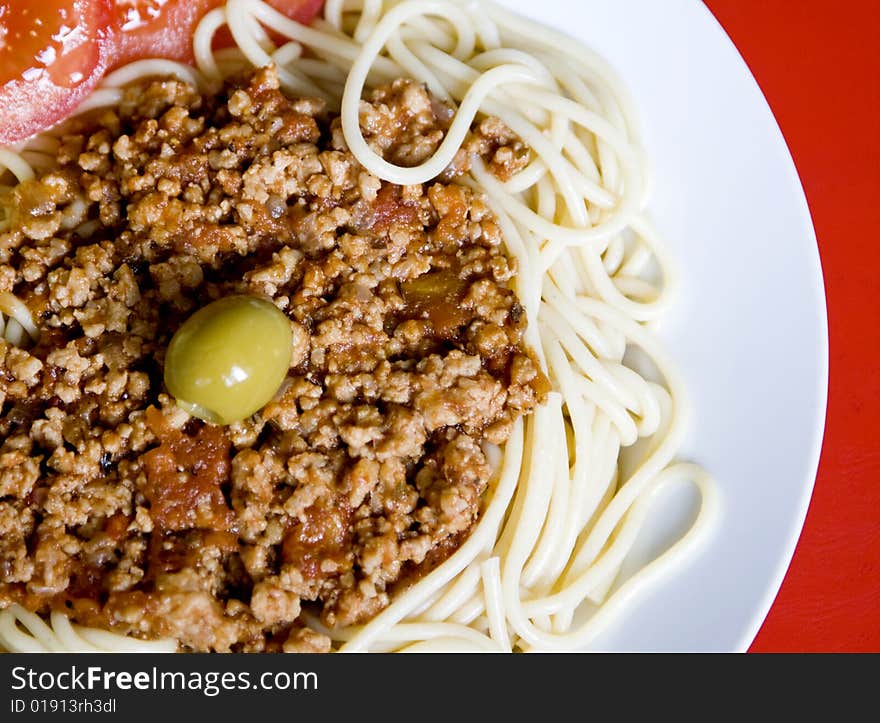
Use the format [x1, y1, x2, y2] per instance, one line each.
[0, 0, 718, 653]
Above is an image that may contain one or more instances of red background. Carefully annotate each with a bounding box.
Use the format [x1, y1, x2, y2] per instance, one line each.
[703, 0, 880, 652]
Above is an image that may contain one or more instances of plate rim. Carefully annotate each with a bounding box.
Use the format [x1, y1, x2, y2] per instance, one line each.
[692, 0, 830, 651]
[495, 0, 831, 651]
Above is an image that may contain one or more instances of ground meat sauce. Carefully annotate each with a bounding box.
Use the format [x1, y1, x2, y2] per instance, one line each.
[0, 66, 545, 652]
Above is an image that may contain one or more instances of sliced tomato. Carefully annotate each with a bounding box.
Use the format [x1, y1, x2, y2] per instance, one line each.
[0, 0, 115, 145]
[111, 0, 325, 69]
[0, 0, 325, 145]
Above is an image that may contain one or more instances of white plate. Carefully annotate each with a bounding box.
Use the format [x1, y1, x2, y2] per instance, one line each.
[498, 0, 828, 651]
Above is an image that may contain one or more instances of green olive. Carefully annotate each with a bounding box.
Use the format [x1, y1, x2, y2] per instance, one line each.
[164, 295, 293, 425]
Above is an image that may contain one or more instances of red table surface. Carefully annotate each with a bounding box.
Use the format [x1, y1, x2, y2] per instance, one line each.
[702, 0, 880, 652]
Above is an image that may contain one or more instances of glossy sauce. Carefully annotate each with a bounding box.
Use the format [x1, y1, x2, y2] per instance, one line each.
[142, 407, 234, 532]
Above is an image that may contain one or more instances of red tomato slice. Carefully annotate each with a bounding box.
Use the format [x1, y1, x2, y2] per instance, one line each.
[111, 0, 325, 69]
[0, 0, 115, 145]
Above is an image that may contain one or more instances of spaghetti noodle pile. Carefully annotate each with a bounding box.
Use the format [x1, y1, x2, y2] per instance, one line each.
[0, 0, 718, 653]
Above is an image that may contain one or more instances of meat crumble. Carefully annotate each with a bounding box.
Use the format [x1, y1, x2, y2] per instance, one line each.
[0, 66, 544, 652]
